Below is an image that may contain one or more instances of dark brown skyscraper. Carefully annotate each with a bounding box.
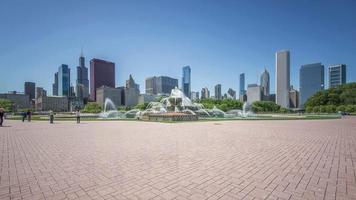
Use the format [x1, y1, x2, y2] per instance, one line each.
[24, 82, 35, 100]
[90, 59, 115, 101]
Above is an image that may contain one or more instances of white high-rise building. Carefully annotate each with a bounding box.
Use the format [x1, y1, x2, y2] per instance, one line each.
[275, 50, 290, 108]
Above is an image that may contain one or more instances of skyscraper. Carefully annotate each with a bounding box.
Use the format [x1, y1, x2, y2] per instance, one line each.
[145, 76, 178, 95]
[260, 68, 270, 97]
[275, 50, 290, 108]
[239, 73, 245, 99]
[227, 88, 236, 99]
[52, 72, 58, 96]
[246, 84, 262, 104]
[299, 63, 324, 108]
[90, 58, 115, 101]
[58, 64, 71, 97]
[214, 84, 222, 100]
[35, 87, 47, 99]
[76, 53, 89, 99]
[201, 87, 210, 99]
[182, 66, 191, 97]
[24, 82, 35, 100]
[329, 64, 346, 88]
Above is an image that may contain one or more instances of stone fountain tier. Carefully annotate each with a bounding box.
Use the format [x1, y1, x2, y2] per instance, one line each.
[142, 112, 198, 122]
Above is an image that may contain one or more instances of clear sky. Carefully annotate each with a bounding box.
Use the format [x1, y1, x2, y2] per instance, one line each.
[0, 0, 355, 95]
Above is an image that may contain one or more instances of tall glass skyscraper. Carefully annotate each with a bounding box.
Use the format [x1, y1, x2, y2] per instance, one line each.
[214, 84, 222, 100]
[58, 64, 71, 97]
[329, 64, 346, 88]
[52, 72, 58, 96]
[76, 53, 89, 99]
[182, 66, 191, 97]
[260, 69, 270, 96]
[275, 50, 290, 108]
[239, 73, 245, 99]
[299, 63, 324, 108]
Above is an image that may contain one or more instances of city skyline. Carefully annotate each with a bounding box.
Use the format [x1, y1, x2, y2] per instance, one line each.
[1, 1, 356, 95]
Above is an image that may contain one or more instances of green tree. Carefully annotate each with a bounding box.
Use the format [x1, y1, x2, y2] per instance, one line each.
[0, 99, 12, 112]
[82, 102, 102, 113]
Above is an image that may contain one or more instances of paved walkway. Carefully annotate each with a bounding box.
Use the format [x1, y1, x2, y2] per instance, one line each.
[0, 118, 356, 200]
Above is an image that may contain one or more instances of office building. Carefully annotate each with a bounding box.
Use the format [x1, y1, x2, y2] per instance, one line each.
[246, 84, 262, 104]
[275, 50, 290, 108]
[227, 88, 236, 99]
[182, 66, 191, 97]
[35, 96, 68, 112]
[96, 86, 123, 108]
[24, 82, 35, 100]
[260, 69, 270, 96]
[124, 75, 140, 106]
[58, 64, 71, 96]
[190, 91, 199, 101]
[329, 64, 346, 88]
[126, 74, 140, 91]
[0, 92, 31, 111]
[214, 84, 222, 100]
[145, 76, 178, 95]
[35, 87, 47, 99]
[239, 73, 245, 99]
[201, 87, 210, 99]
[289, 86, 299, 109]
[52, 72, 58, 96]
[90, 58, 115, 101]
[299, 63, 324, 108]
[76, 53, 89, 99]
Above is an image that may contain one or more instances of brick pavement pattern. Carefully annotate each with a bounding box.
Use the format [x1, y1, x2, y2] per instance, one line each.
[0, 118, 356, 200]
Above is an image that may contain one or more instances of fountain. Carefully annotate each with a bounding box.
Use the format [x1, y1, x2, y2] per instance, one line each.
[98, 87, 255, 121]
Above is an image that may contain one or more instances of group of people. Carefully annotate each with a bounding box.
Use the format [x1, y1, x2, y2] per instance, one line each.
[0, 107, 82, 127]
[48, 109, 81, 124]
[22, 110, 32, 122]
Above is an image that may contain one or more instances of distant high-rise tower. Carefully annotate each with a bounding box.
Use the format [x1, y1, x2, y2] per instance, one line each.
[239, 73, 245, 99]
[328, 64, 346, 88]
[24, 82, 35, 100]
[260, 69, 270, 96]
[76, 52, 89, 99]
[58, 64, 71, 97]
[275, 50, 290, 108]
[90, 59, 115, 101]
[182, 66, 191, 97]
[214, 84, 222, 100]
[52, 72, 58, 96]
[299, 63, 324, 108]
[201, 87, 210, 99]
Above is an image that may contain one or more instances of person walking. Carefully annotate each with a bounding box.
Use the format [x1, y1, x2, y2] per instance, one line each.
[49, 110, 54, 124]
[0, 107, 5, 127]
[27, 109, 32, 122]
[22, 111, 27, 122]
[76, 109, 81, 124]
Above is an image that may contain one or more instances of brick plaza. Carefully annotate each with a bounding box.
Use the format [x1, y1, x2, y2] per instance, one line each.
[0, 118, 355, 200]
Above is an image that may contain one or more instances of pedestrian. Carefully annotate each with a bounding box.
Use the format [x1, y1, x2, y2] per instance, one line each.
[49, 110, 54, 124]
[22, 111, 27, 122]
[76, 109, 81, 124]
[0, 107, 5, 127]
[27, 109, 32, 122]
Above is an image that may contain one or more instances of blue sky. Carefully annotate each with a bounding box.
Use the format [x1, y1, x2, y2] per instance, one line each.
[0, 0, 355, 95]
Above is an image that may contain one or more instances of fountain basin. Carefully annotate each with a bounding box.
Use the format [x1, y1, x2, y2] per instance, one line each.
[142, 112, 198, 122]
